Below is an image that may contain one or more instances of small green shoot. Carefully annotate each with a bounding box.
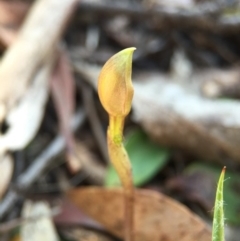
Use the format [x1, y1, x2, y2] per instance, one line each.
[185, 163, 240, 224]
[212, 166, 226, 241]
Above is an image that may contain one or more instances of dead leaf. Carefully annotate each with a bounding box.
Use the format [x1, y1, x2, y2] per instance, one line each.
[0, 55, 54, 154]
[0, 154, 13, 200]
[68, 187, 211, 241]
[0, 0, 78, 123]
[21, 201, 59, 241]
[50, 51, 79, 173]
[54, 197, 103, 229]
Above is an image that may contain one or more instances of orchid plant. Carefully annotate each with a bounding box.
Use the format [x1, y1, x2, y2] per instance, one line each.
[98, 48, 136, 241]
[97, 47, 226, 241]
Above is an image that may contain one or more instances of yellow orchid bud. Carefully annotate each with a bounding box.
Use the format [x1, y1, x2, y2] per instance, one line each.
[98, 47, 136, 118]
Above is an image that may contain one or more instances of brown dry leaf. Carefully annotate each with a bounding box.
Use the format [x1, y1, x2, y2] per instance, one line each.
[0, 154, 13, 200]
[68, 187, 211, 241]
[54, 197, 103, 228]
[50, 51, 79, 173]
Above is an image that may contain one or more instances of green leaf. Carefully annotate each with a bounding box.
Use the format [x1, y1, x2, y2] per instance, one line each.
[186, 163, 240, 225]
[105, 129, 170, 187]
[212, 166, 225, 241]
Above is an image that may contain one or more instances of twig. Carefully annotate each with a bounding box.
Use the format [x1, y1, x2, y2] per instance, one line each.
[132, 73, 240, 165]
[73, 141, 106, 185]
[78, 0, 240, 33]
[0, 109, 86, 219]
[79, 82, 109, 163]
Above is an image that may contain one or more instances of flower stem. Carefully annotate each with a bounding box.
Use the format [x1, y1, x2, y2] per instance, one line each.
[107, 121, 134, 241]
